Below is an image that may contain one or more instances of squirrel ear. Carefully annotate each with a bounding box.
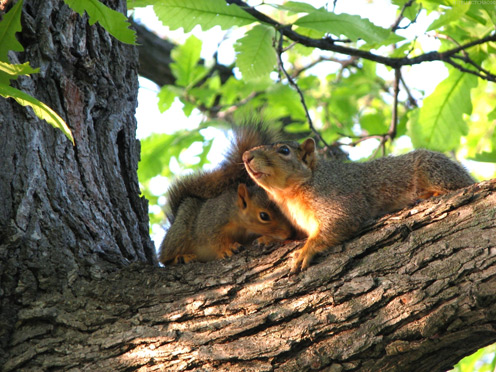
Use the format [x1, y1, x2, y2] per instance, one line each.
[237, 183, 249, 209]
[301, 138, 317, 168]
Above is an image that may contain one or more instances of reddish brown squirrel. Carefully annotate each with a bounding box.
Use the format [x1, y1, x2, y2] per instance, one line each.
[159, 183, 293, 264]
[243, 138, 475, 272]
[158, 123, 294, 265]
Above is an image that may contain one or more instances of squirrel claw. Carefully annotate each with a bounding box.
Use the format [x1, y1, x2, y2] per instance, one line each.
[233, 243, 246, 254]
[253, 236, 274, 248]
[220, 242, 245, 259]
[290, 250, 311, 274]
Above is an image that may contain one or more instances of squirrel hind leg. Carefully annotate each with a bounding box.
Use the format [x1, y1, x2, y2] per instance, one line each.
[414, 150, 475, 199]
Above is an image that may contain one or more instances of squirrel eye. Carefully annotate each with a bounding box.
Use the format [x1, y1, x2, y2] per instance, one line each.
[259, 212, 271, 221]
[278, 146, 290, 155]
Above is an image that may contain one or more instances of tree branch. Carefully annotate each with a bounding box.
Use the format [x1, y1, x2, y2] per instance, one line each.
[226, 0, 496, 79]
[5, 180, 496, 371]
[133, 21, 234, 87]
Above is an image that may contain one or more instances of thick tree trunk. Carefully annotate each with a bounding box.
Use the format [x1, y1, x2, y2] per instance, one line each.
[0, 0, 155, 365]
[2, 1, 496, 371]
[3, 178, 496, 371]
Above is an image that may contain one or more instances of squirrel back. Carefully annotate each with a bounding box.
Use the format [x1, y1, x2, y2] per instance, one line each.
[243, 138, 475, 272]
[166, 122, 280, 220]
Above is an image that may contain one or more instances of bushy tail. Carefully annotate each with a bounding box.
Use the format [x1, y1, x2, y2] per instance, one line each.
[166, 121, 281, 221]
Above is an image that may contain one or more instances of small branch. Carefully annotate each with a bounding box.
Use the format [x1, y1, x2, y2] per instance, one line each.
[448, 55, 496, 82]
[391, 0, 415, 32]
[227, 0, 496, 79]
[369, 67, 401, 157]
[400, 75, 418, 108]
[276, 31, 329, 148]
[292, 56, 358, 78]
[335, 134, 384, 148]
[445, 57, 496, 82]
[337, 68, 401, 157]
[390, 67, 401, 141]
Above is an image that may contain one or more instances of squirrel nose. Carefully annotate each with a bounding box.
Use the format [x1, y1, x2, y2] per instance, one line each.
[242, 151, 253, 164]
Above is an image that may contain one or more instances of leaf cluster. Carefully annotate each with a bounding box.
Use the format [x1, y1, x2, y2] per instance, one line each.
[135, 0, 496, 176]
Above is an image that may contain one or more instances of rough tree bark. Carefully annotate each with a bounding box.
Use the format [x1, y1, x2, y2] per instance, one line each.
[0, 0, 155, 365]
[3, 179, 496, 372]
[1, 1, 496, 372]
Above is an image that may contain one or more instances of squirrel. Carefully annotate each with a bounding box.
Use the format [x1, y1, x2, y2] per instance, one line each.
[242, 138, 475, 273]
[158, 122, 294, 265]
[166, 122, 281, 218]
[159, 183, 293, 264]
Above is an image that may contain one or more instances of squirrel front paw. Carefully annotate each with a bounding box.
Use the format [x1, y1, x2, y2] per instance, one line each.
[253, 235, 277, 247]
[172, 254, 198, 264]
[290, 249, 312, 274]
[219, 242, 245, 259]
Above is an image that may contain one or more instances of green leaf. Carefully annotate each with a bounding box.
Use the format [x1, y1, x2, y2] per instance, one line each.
[138, 130, 205, 181]
[0, 83, 74, 144]
[170, 35, 207, 87]
[360, 112, 388, 134]
[180, 98, 196, 117]
[265, 84, 306, 120]
[63, 0, 136, 44]
[218, 76, 271, 106]
[294, 9, 391, 43]
[0, 61, 39, 77]
[189, 87, 217, 108]
[128, 0, 155, 9]
[391, 0, 421, 21]
[488, 106, 496, 121]
[154, 0, 256, 32]
[157, 85, 181, 113]
[0, 0, 24, 62]
[271, 1, 319, 14]
[235, 25, 277, 82]
[426, 3, 471, 31]
[472, 150, 496, 163]
[0, 60, 39, 84]
[408, 68, 478, 151]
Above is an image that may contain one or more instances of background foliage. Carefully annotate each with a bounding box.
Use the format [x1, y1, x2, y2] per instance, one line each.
[129, 1, 496, 370]
[130, 0, 496, 230]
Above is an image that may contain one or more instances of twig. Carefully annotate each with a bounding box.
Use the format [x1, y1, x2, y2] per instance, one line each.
[391, 0, 415, 32]
[399, 74, 418, 108]
[450, 54, 494, 80]
[445, 57, 496, 82]
[389, 68, 400, 140]
[291, 56, 358, 78]
[370, 68, 400, 157]
[208, 91, 260, 116]
[275, 30, 329, 148]
[226, 0, 496, 80]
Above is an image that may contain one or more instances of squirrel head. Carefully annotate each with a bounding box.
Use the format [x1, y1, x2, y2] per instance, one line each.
[235, 183, 293, 240]
[242, 138, 317, 193]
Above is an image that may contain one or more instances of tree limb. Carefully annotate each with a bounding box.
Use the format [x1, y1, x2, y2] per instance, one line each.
[133, 21, 234, 87]
[5, 179, 496, 371]
[226, 0, 496, 80]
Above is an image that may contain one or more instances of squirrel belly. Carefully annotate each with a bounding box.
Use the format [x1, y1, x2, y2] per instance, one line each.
[243, 138, 475, 272]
